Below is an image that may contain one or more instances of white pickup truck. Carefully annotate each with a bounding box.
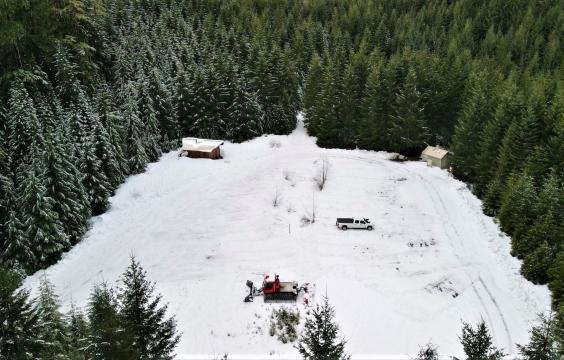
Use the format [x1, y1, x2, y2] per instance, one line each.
[336, 218, 373, 231]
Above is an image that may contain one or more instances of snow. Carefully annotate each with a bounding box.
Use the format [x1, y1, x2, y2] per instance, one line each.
[24, 115, 550, 358]
[182, 137, 223, 152]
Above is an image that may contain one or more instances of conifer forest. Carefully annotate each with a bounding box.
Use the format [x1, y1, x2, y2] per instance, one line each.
[0, 0, 563, 358]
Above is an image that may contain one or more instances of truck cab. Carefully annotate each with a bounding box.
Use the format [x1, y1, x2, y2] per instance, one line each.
[336, 217, 373, 230]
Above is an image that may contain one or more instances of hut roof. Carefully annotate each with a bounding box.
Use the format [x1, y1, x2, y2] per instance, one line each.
[181, 138, 224, 153]
[422, 145, 449, 159]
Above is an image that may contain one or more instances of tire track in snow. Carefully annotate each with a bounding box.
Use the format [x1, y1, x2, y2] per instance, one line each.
[319, 152, 515, 351]
[414, 172, 513, 352]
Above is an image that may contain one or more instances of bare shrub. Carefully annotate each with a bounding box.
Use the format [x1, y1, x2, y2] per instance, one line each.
[272, 188, 281, 207]
[301, 193, 316, 225]
[314, 158, 329, 190]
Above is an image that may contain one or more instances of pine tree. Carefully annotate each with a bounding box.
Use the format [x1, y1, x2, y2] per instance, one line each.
[498, 171, 538, 253]
[121, 83, 149, 174]
[67, 303, 89, 359]
[19, 157, 68, 268]
[296, 297, 350, 360]
[95, 84, 129, 186]
[358, 59, 391, 151]
[388, 67, 429, 155]
[1, 208, 33, 273]
[86, 282, 133, 360]
[81, 135, 111, 215]
[450, 68, 499, 181]
[44, 135, 91, 245]
[315, 60, 343, 148]
[303, 53, 324, 135]
[459, 320, 505, 360]
[149, 69, 179, 150]
[474, 95, 512, 196]
[137, 78, 162, 162]
[117, 257, 180, 360]
[37, 276, 71, 359]
[0, 266, 44, 359]
[91, 117, 123, 193]
[6, 82, 43, 175]
[518, 312, 559, 360]
[548, 253, 564, 308]
[226, 78, 264, 142]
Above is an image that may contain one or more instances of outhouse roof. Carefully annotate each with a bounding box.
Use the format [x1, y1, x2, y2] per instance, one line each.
[422, 146, 449, 159]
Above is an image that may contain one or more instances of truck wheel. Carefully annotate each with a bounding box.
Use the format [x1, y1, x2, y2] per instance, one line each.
[367, 226, 373, 231]
[342, 226, 347, 230]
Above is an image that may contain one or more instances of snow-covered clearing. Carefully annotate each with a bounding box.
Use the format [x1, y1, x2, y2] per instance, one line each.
[25, 118, 550, 358]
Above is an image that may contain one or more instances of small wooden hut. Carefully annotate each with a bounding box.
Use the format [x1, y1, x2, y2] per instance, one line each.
[180, 138, 224, 159]
[421, 145, 449, 169]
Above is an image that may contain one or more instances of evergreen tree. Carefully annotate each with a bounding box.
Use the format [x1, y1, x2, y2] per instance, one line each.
[549, 253, 564, 308]
[81, 135, 111, 215]
[303, 53, 324, 135]
[67, 303, 89, 359]
[315, 60, 343, 148]
[498, 171, 537, 254]
[91, 117, 123, 194]
[459, 320, 505, 360]
[44, 135, 91, 245]
[121, 83, 149, 174]
[518, 312, 560, 360]
[0, 266, 44, 359]
[451, 69, 499, 181]
[226, 78, 264, 142]
[0, 174, 33, 272]
[19, 157, 68, 268]
[6, 82, 43, 175]
[388, 67, 429, 155]
[86, 282, 133, 360]
[117, 257, 180, 359]
[296, 297, 350, 360]
[137, 79, 162, 162]
[37, 276, 71, 359]
[358, 59, 391, 151]
[148, 69, 179, 150]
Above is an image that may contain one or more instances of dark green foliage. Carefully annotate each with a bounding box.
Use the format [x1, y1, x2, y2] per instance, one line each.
[19, 158, 68, 269]
[37, 276, 72, 359]
[81, 135, 111, 215]
[0, 0, 562, 342]
[296, 297, 350, 360]
[117, 257, 180, 360]
[0, 265, 44, 359]
[86, 283, 133, 360]
[44, 135, 91, 245]
[67, 304, 89, 360]
[388, 68, 429, 155]
[460, 320, 505, 360]
[518, 312, 560, 360]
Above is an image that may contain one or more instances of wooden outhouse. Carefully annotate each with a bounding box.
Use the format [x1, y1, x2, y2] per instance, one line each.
[421, 145, 449, 169]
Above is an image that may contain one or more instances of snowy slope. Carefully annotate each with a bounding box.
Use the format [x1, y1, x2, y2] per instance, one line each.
[24, 117, 550, 358]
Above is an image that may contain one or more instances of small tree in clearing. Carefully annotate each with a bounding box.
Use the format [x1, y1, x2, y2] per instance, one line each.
[517, 312, 559, 360]
[296, 296, 349, 360]
[415, 342, 439, 360]
[460, 320, 504, 360]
